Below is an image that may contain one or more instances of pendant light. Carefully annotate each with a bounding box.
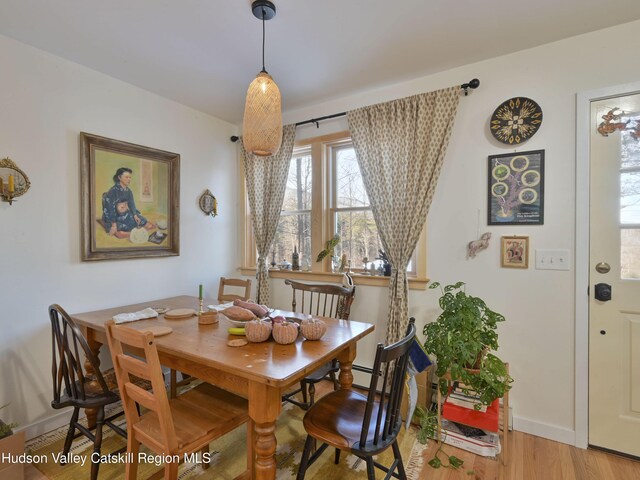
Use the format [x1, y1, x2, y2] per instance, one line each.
[243, 0, 282, 157]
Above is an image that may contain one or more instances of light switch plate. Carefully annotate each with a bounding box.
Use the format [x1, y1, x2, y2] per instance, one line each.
[535, 249, 571, 270]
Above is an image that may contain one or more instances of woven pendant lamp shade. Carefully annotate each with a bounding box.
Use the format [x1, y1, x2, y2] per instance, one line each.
[243, 71, 283, 156]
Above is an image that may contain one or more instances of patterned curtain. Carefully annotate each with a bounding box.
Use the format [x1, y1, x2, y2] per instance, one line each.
[241, 124, 296, 305]
[347, 87, 460, 343]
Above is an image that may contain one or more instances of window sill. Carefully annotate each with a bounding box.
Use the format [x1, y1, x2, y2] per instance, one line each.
[239, 268, 428, 290]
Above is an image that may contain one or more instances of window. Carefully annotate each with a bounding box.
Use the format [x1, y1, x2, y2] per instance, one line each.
[620, 114, 640, 279]
[273, 148, 312, 268]
[241, 131, 426, 287]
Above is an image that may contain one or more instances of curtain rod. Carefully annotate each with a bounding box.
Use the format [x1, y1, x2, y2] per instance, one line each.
[230, 79, 479, 143]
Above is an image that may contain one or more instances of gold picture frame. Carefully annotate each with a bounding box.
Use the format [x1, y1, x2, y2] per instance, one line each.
[80, 132, 180, 261]
[501, 236, 529, 269]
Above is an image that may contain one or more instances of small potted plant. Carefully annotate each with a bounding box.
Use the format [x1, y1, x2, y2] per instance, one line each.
[423, 281, 513, 408]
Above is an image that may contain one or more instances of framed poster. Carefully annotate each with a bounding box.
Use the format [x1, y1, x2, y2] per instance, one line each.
[488, 150, 544, 225]
[501, 236, 529, 269]
[80, 132, 180, 261]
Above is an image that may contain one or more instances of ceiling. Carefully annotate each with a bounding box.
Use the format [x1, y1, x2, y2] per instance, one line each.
[1, 0, 639, 124]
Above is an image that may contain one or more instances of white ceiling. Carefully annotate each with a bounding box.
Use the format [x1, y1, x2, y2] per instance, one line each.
[1, 0, 639, 124]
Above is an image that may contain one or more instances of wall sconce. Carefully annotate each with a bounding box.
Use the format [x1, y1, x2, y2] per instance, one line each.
[0, 157, 30, 205]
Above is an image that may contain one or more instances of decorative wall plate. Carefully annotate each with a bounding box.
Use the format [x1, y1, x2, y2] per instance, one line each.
[199, 189, 218, 217]
[490, 97, 543, 144]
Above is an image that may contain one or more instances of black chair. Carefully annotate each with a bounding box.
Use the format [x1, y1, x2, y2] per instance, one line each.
[49, 304, 127, 480]
[282, 279, 356, 409]
[296, 318, 416, 480]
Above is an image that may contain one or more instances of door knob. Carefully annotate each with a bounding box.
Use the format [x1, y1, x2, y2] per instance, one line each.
[595, 262, 610, 274]
[594, 283, 612, 301]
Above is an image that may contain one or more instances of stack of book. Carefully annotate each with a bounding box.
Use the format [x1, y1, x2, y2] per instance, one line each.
[444, 383, 487, 412]
[436, 418, 501, 457]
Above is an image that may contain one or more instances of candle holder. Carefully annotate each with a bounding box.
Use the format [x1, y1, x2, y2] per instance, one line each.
[0, 158, 30, 206]
[197, 298, 219, 325]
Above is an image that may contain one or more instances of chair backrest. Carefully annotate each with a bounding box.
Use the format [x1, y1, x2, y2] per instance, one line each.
[359, 318, 416, 452]
[49, 304, 110, 405]
[105, 320, 178, 452]
[284, 279, 356, 320]
[218, 277, 252, 303]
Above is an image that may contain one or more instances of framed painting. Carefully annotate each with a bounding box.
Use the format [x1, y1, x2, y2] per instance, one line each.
[80, 132, 180, 261]
[488, 150, 544, 225]
[501, 236, 529, 269]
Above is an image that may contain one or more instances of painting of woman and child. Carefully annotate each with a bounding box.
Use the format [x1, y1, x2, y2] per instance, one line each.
[81, 133, 180, 261]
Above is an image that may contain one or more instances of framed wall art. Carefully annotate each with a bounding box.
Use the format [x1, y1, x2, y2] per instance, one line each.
[488, 149, 544, 225]
[501, 236, 529, 269]
[80, 132, 180, 261]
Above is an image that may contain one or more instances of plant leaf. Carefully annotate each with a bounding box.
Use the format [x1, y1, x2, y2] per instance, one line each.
[428, 457, 442, 469]
[449, 456, 464, 468]
[316, 249, 328, 262]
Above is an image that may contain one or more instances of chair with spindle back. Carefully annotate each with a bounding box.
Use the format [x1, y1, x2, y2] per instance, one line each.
[296, 318, 416, 480]
[282, 279, 356, 409]
[105, 320, 250, 480]
[49, 304, 127, 480]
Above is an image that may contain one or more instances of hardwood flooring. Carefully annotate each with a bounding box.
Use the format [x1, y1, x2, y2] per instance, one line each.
[311, 380, 640, 480]
[417, 431, 640, 480]
[25, 380, 640, 479]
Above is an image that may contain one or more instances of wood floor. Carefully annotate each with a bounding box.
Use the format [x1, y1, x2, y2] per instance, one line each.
[25, 380, 640, 479]
[417, 431, 640, 480]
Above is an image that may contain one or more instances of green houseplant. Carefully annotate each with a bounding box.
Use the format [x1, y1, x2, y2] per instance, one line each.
[0, 404, 17, 440]
[423, 281, 513, 408]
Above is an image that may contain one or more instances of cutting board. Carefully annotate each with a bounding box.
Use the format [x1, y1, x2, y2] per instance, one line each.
[164, 308, 196, 320]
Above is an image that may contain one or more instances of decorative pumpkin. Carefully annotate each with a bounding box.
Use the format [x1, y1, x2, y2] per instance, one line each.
[222, 306, 255, 322]
[272, 321, 299, 345]
[300, 318, 327, 341]
[245, 318, 272, 342]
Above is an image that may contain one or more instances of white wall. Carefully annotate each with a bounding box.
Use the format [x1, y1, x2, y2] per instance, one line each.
[266, 20, 640, 444]
[0, 34, 240, 434]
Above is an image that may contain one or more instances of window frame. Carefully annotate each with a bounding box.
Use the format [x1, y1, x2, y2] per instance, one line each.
[240, 131, 428, 289]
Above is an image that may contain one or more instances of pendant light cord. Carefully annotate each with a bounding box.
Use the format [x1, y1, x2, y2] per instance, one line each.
[261, 8, 266, 73]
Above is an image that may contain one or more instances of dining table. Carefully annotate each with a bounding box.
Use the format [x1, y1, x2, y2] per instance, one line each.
[71, 295, 375, 480]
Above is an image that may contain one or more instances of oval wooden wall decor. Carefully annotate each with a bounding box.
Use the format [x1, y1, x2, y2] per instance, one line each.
[490, 97, 543, 145]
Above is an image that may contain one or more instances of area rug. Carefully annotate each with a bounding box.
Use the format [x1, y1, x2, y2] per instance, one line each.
[27, 402, 425, 479]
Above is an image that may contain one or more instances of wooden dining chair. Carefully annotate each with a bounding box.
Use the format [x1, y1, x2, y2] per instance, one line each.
[218, 277, 252, 302]
[49, 304, 127, 480]
[105, 320, 251, 480]
[296, 318, 416, 480]
[168, 276, 253, 397]
[282, 279, 356, 409]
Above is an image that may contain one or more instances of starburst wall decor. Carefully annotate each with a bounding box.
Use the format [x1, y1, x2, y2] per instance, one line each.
[490, 97, 543, 144]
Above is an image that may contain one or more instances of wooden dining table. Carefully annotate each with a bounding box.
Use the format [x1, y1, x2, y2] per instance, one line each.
[71, 295, 375, 480]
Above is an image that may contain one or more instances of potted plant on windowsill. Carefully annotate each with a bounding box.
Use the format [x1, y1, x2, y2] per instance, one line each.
[423, 281, 513, 408]
[0, 404, 25, 479]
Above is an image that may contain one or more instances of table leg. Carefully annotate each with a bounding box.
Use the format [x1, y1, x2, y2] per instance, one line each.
[248, 383, 281, 480]
[83, 331, 102, 429]
[337, 344, 356, 389]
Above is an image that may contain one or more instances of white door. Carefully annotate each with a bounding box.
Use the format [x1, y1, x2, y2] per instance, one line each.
[589, 92, 640, 456]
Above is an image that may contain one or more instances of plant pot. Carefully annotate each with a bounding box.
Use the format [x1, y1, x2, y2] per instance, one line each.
[0, 427, 25, 480]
